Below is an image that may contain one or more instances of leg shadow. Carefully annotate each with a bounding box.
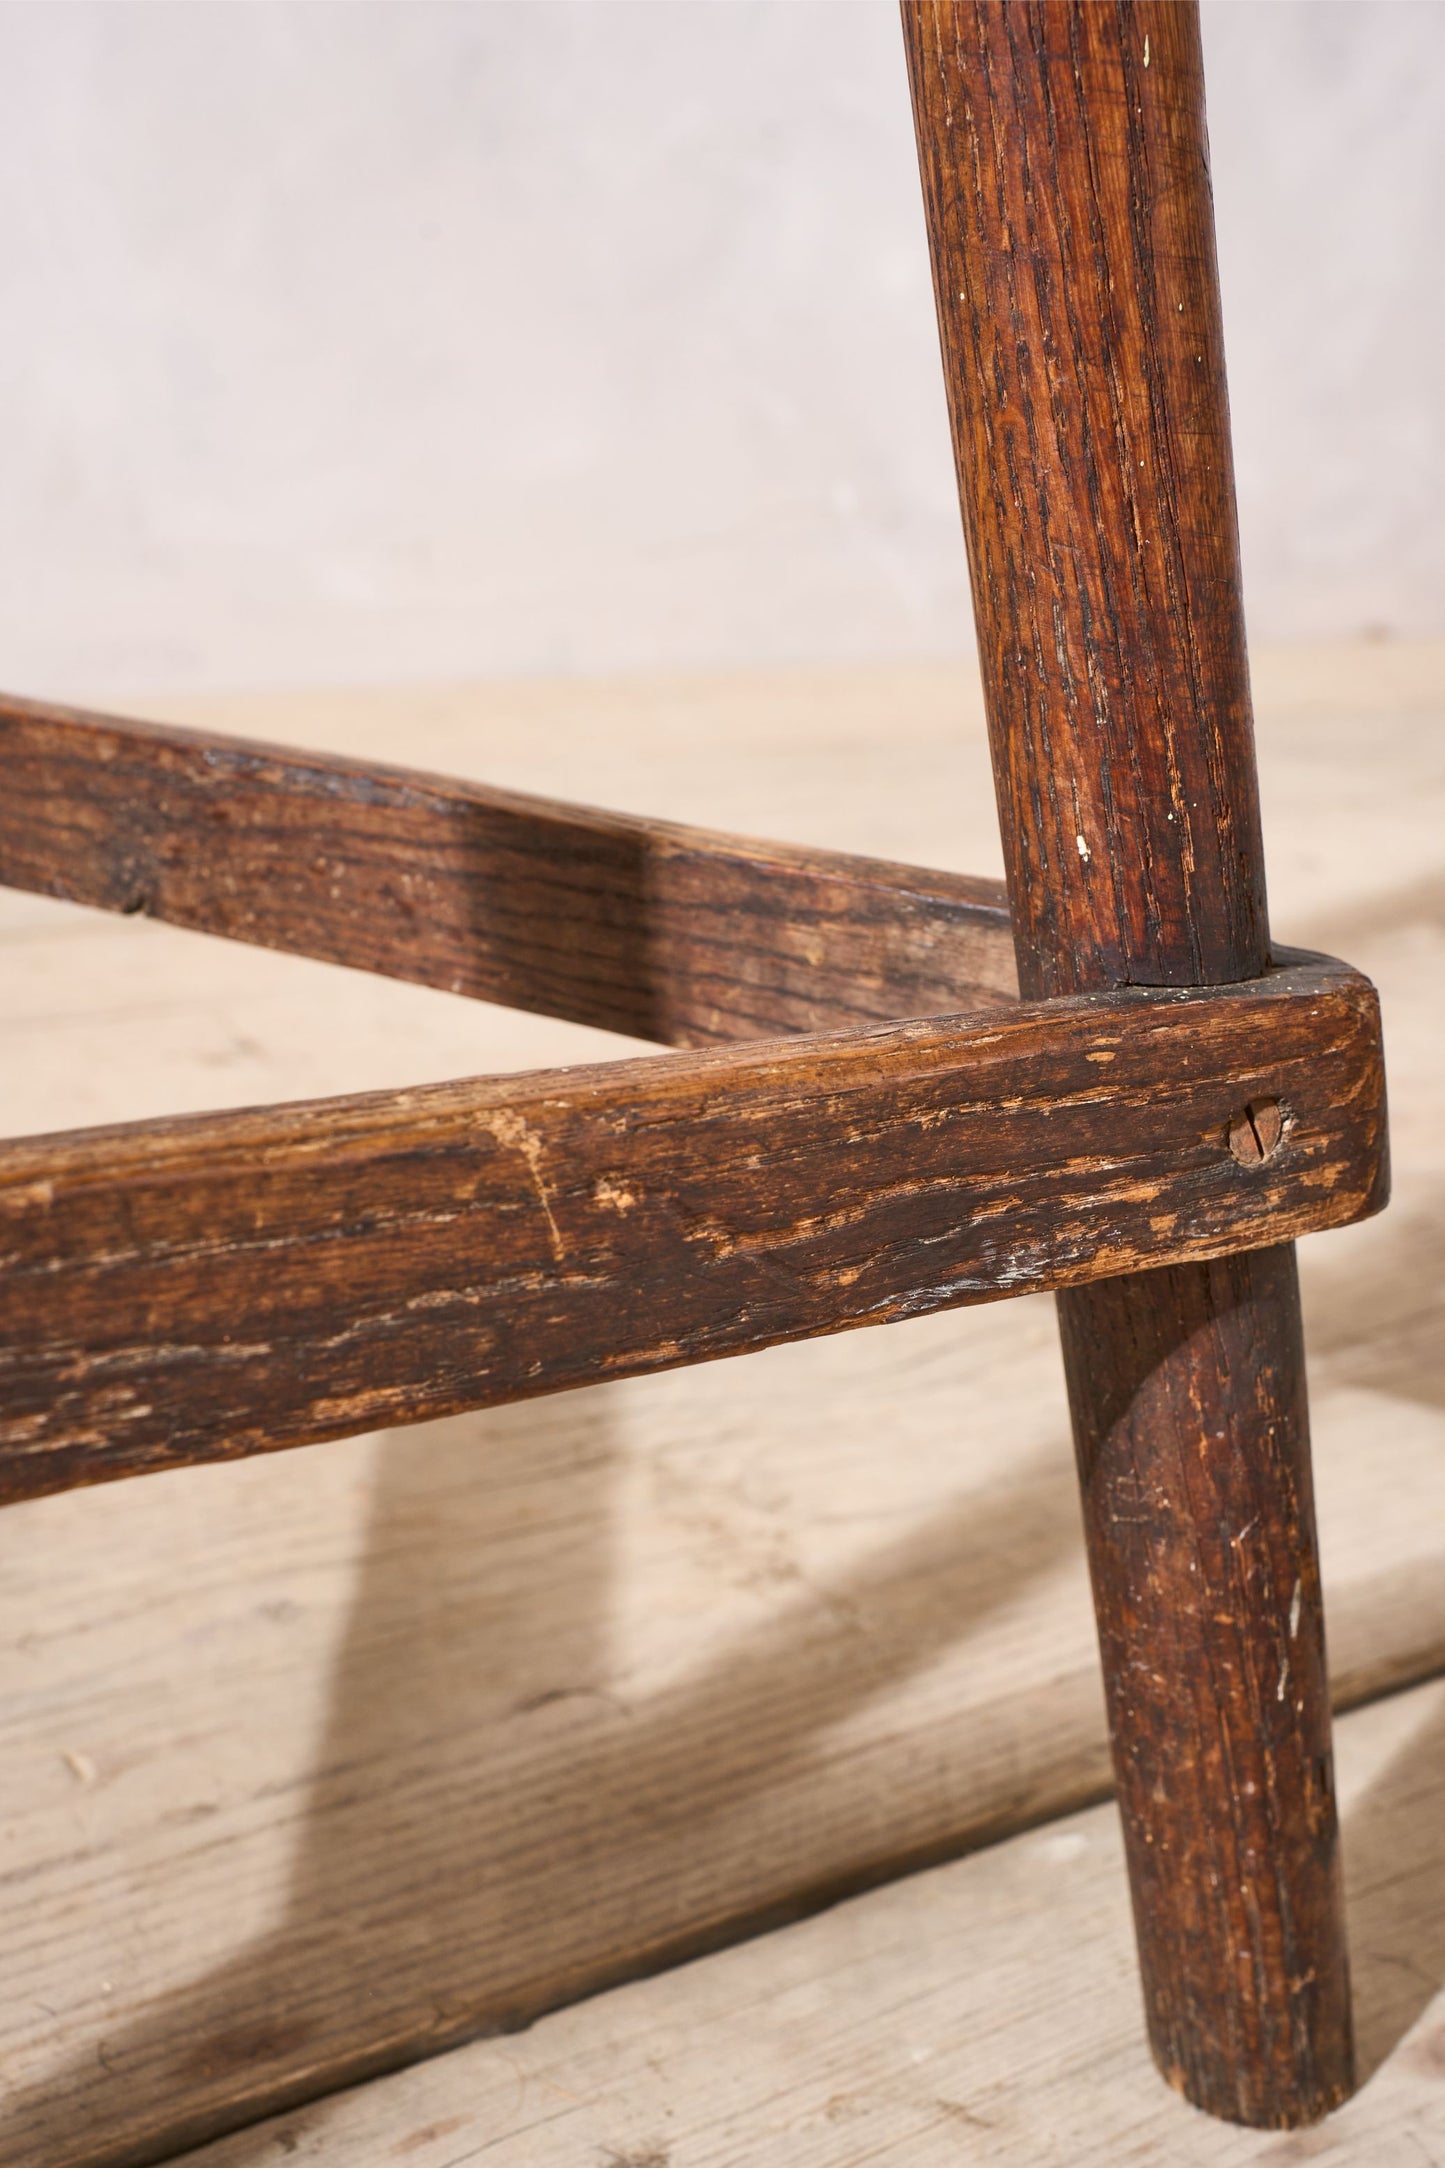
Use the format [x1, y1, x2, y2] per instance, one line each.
[1299, 1176, 1445, 1417]
[20, 864, 1441, 2163]
[1340, 1679, 1445, 2085]
[1289, 860, 1445, 2089]
[9, 1353, 1086, 2166]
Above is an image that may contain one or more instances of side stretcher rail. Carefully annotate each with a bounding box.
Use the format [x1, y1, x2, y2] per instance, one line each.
[0, 952, 1385, 1502]
[0, 694, 1018, 1044]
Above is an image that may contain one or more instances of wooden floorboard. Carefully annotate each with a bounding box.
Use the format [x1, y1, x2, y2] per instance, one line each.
[1, 650, 1442, 2167]
[171, 1677, 1445, 2166]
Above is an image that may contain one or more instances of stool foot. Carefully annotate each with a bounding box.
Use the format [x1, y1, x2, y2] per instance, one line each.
[1058, 1244, 1354, 2127]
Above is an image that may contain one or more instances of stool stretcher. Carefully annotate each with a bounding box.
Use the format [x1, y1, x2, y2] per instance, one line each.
[0, 952, 1384, 1502]
[0, 694, 1017, 1044]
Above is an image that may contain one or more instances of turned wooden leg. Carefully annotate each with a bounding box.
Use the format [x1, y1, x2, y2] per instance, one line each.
[902, 0, 1354, 2123]
[1059, 1252, 1350, 2122]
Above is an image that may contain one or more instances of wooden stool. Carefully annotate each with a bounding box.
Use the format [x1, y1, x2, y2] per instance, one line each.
[0, 1, 1387, 2132]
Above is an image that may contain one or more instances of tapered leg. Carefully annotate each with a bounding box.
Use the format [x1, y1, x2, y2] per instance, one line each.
[901, 0, 1354, 2124]
[1059, 1251, 1350, 2122]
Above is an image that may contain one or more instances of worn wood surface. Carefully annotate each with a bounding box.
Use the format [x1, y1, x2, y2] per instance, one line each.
[905, 0, 1265, 1004]
[0, 953, 1384, 1503]
[0, 693, 1017, 1045]
[0, 654, 1439, 2168]
[0, 0, 1412, 2115]
[1058, 1245, 1348, 2116]
[172, 1678, 1445, 2167]
[905, 0, 1356, 2123]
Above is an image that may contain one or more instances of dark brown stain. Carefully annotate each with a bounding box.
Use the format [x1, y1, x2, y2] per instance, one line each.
[0, 0, 1393, 2151]
[0, 693, 1016, 1050]
[0, 954, 1384, 1502]
[902, 0, 1381, 2127]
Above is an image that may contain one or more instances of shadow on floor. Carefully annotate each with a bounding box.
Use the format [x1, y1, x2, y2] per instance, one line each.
[1342, 1681, 1445, 2088]
[15, 870, 1445, 2166]
[1300, 1180, 1445, 1418]
[9, 1362, 1087, 2166]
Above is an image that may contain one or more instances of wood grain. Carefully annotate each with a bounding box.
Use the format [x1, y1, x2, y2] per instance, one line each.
[0, 692, 1017, 1045]
[0, 0, 1404, 2141]
[0, 954, 1383, 1504]
[903, 0, 1368, 2124]
[170, 1680, 1445, 2168]
[1057, 1248, 1349, 2115]
[904, 0, 1265, 1005]
[1, 650, 1438, 2168]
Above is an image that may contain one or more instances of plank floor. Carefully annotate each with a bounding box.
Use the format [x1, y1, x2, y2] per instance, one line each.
[2, 648, 1442, 2166]
[175, 1677, 1445, 2167]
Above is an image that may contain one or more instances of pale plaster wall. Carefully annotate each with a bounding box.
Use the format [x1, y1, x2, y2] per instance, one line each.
[0, 0, 1439, 702]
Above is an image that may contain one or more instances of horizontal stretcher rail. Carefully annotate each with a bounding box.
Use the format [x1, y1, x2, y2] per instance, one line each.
[0, 952, 1385, 1502]
[0, 692, 1018, 1044]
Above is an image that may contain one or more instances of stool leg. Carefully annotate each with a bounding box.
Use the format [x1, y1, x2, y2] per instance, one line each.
[902, 0, 1353, 2123]
[1059, 1252, 1350, 2122]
